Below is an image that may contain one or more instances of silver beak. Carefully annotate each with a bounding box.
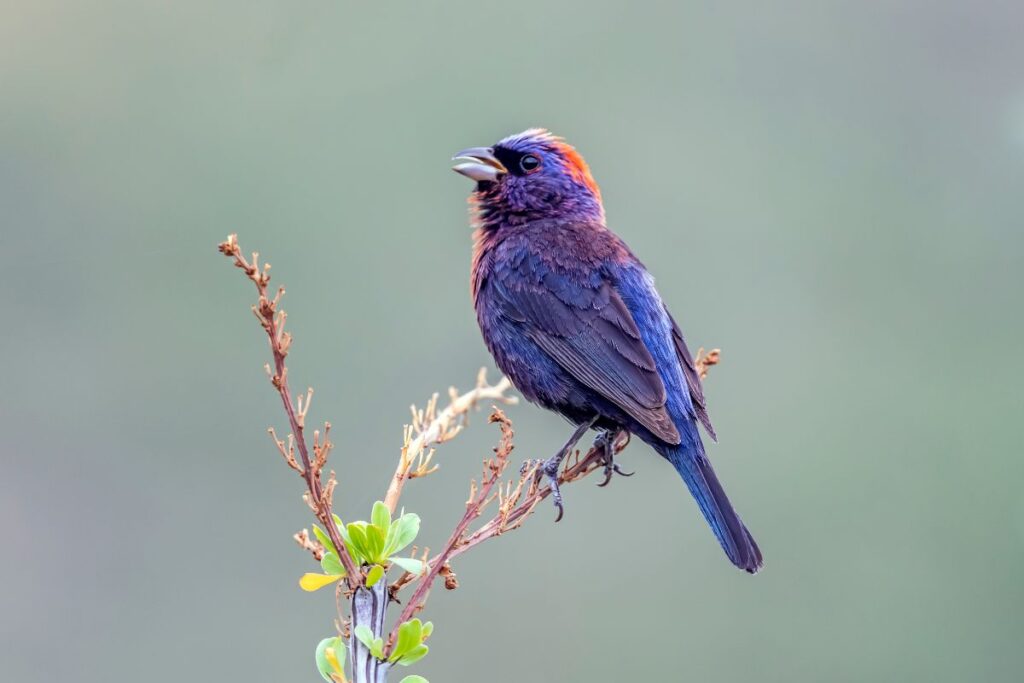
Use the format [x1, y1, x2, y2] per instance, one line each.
[452, 146, 507, 182]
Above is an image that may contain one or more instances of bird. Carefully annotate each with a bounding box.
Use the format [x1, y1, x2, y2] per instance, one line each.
[451, 128, 763, 573]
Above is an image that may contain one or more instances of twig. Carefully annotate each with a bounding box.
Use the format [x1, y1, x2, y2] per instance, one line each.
[294, 528, 326, 561]
[385, 409, 517, 654]
[694, 347, 721, 380]
[383, 368, 517, 513]
[449, 429, 628, 561]
[218, 234, 360, 590]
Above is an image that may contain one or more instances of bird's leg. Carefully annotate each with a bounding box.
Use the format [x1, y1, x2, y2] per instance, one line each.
[595, 428, 633, 487]
[521, 416, 599, 522]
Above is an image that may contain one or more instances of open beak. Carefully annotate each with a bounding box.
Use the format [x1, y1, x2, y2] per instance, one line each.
[452, 147, 506, 183]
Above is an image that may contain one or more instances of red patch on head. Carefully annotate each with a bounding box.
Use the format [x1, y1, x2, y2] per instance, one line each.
[552, 140, 602, 200]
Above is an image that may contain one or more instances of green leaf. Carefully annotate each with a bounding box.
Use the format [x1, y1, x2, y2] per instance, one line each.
[300, 573, 344, 591]
[334, 518, 362, 564]
[389, 619, 422, 662]
[371, 500, 391, 534]
[390, 557, 426, 576]
[314, 638, 333, 682]
[420, 621, 433, 639]
[332, 515, 350, 546]
[321, 551, 344, 575]
[387, 513, 420, 555]
[315, 637, 346, 682]
[399, 677, 428, 683]
[384, 521, 399, 555]
[354, 626, 385, 661]
[312, 524, 338, 557]
[365, 564, 385, 587]
[364, 524, 386, 562]
[347, 523, 370, 561]
[353, 625, 374, 650]
[396, 644, 429, 666]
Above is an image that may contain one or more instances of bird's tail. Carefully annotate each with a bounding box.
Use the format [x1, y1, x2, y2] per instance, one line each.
[657, 434, 763, 574]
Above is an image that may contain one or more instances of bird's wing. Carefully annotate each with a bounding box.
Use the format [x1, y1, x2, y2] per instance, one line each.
[491, 261, 681, 445]
[666, 310, 717, 441]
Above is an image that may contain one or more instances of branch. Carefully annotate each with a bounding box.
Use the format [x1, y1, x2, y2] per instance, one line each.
[383, 368, 517, 514]
[386, 409, 518, 654]
[218, 234, 360, 590]
[219, 234, 725, 680]
[387, 351, 721, 622]
[450, 428, 629, 561]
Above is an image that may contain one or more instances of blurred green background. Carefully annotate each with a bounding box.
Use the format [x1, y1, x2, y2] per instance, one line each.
[3, 1, 1022, 681]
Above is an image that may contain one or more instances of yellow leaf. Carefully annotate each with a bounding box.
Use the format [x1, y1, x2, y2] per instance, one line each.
[325, 647, 346, 682]
[365, 564, 385, 587]
[300, 573, 343, 591]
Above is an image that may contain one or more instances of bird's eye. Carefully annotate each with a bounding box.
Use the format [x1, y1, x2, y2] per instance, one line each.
[519, 154, 541, 173]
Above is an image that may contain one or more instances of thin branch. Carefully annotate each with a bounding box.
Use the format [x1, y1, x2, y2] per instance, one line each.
[383, 368, 517, 514]
[385, 409, 517, 654]
[387, 349, 720, 616]
[294, 528, 326, 561]
[449, 429, 628, 561]
[219, 234, 360, 590]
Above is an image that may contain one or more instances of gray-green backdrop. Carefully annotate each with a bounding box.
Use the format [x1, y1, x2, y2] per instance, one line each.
[3, 2, 1022, 681]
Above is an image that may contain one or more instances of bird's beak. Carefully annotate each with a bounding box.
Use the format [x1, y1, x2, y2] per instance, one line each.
[452, 147, 506, 183]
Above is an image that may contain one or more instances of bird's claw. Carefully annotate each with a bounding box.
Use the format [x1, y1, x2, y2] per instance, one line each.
[597, 462, 634, 487]
[521, 456, 566, 522]
[520, 417, 600, 523]
[595, 429, 633, 488]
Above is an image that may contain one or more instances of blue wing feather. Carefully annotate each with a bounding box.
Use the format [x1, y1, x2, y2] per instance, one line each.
[489, 251, 681, 444]
[615, 266, 761, 573]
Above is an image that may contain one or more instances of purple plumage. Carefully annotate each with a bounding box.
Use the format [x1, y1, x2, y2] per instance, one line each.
[453, 129, 762, 574]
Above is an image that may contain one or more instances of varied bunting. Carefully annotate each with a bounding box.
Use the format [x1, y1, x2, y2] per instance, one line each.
[453, 129, 762, 573]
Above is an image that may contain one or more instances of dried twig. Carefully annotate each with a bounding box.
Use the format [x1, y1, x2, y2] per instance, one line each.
[218, 234, 360, 589]
[383, 368, 517, 513]
[694, 347, 721, 380]
[385, 409, 518, 654]
[294, 528, 326, 561]
[448, 427, 628, 561]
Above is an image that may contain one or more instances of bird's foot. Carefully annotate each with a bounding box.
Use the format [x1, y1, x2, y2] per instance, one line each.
[519, 417, 599, 523]
[595, 429, 633, 487]
[520, 453, 568, 522]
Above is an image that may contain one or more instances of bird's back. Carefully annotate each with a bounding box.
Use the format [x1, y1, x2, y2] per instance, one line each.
[471, 220, 686, 440]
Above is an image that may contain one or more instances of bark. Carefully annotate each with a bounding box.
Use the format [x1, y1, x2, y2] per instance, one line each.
[350, 580, 390, 683]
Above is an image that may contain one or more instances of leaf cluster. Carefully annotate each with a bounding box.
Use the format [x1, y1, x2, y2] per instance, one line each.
[354, 618, 433, 667]
[300, 501, 427, 592]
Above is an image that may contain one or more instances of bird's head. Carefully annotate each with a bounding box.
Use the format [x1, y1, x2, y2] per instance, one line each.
[453, 129, 604, 226]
